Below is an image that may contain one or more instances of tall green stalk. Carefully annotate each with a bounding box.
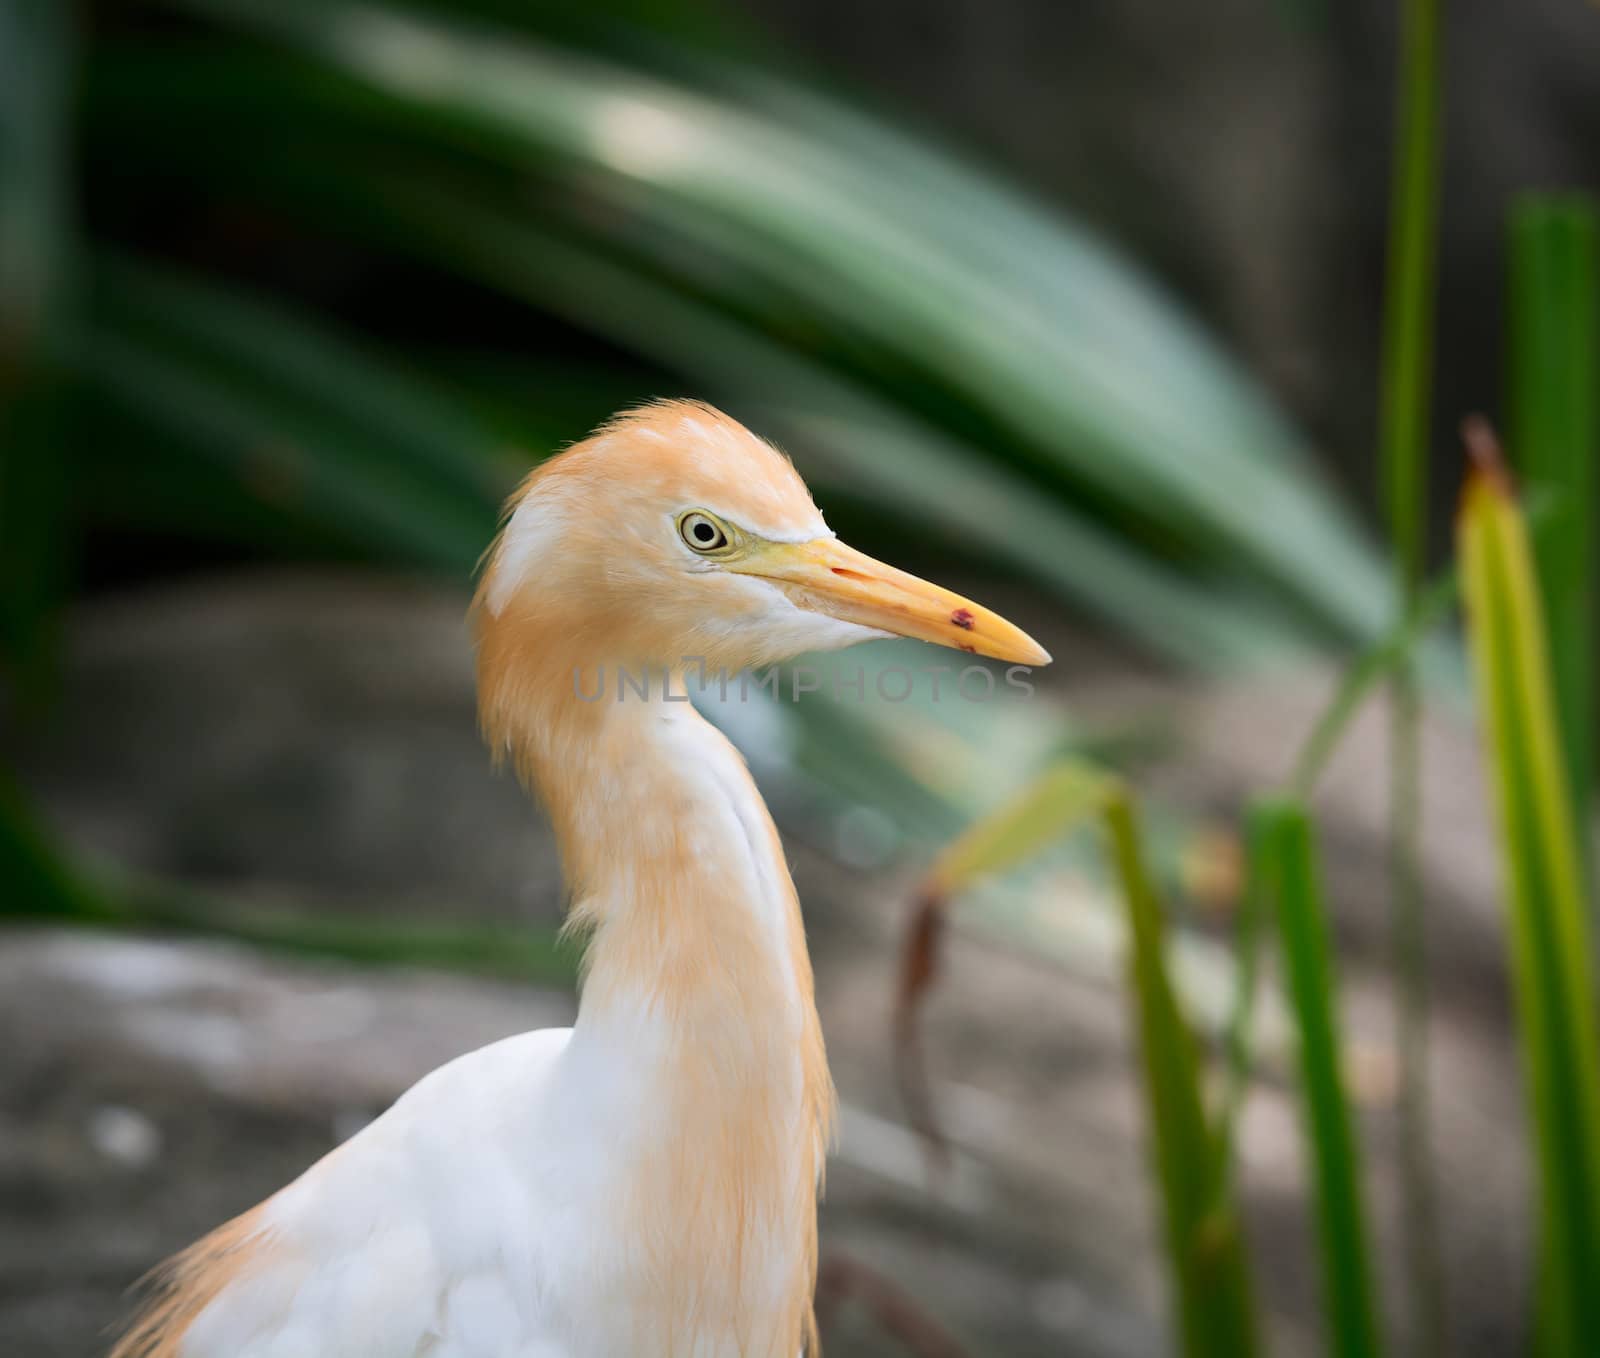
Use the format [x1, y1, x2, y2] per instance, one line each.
[1375, 0, 1446, 1348]
[1459, 431, 1600, 1355]
[1509, 196, 1597, 853]
[1102, 786, 1260, 1358]
[1379, 0, 1443, 597]
[1252, 798, 1385, 1358]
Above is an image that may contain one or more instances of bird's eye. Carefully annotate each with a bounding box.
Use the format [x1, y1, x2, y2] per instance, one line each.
[677, 511, 731, 555]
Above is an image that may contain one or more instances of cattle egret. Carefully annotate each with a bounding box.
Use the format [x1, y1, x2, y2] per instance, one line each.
[112, 400, 1050, 1358]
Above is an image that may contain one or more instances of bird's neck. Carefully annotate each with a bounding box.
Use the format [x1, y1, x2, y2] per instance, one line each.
[546, 682, 822, 1040]
[510, 671, 833, 1345]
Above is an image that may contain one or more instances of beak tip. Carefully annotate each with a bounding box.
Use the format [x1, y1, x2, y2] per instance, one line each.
[1014, 639, 1051, 666]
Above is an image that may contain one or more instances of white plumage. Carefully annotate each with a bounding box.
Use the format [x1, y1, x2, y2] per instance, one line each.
[187, 1032, 570, 1357]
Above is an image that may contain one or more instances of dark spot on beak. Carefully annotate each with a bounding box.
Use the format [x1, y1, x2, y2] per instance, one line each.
[957, 643, 976, 653]
[951, 608, 975, 631]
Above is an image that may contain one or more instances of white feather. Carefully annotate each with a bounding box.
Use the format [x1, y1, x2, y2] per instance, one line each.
[179, 710, 811, 1358]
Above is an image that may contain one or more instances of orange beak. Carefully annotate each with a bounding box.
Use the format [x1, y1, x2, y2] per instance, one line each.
[732, 537, 1051, 666]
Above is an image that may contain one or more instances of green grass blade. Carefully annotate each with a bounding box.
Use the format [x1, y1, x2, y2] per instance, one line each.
[1458, 439, 1600, 1356]
[1509, 196, 1597, 839]
[1251, 797, 1384, 1358]
[918, 762, 1110, 894]
[1208, 808, 1273, 1201]
[1373, 0, 1447, 1341]
[1102, 786, 1259, 1358]
[1377, 0, 1442, 599]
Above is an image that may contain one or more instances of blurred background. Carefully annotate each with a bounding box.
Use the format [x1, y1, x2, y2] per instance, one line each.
[2, 1, 1597, 1355]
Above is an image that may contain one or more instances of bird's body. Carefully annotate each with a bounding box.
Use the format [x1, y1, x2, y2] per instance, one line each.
[112, 402, 1046, 1358]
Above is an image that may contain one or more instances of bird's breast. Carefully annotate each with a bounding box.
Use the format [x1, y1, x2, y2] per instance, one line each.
[538, 1000, 817, 1357]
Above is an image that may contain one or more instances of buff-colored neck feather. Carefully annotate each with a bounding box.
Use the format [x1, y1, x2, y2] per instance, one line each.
[476, 599, 836, 1355]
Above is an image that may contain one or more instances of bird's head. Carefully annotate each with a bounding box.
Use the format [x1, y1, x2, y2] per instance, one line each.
[473, 401, 1048, 721]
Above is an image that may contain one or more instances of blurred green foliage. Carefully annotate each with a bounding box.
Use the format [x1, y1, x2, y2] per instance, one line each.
[2, 0, 1402, 963]
[0, 0, 74, 700]
[4, 0, 1398, 685]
